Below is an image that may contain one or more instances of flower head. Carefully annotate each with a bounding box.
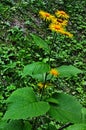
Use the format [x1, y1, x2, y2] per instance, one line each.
[39, 10, 73, 37]
[39, 10, 55, 21]
[55, 10, 69, 19]
[50, 69, 59, 76]
[49, 23, 64, 34]
[37, 82, 44, 89]
[52, 18, 68, 27]
[57, 19, 68, 26]
[37, 82, 48, 89]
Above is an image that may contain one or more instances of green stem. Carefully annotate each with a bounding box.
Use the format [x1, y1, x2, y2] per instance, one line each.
[40, 73, 48, 100]
[48, 32, 57, 66]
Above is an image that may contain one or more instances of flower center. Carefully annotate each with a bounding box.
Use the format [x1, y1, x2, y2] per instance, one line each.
[45, 13, 50, 17]
[60, 11, 65, 15]
[54, 26, 60, 30]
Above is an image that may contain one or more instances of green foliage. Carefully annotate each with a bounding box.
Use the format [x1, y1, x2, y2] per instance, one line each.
[23, 121, 32, 130]
[48, 92, 82, 123]
[0, 0, 86, 130]
[31, 34, 50, 53]
[3, 87, 50, 120]
[81, 108, 86, 123]
[0, 120, 23, 130]
[2, 88, 86, 129]
[57, 65, 83, 77]
[7, 26, 25, 44]
[22, 62, 50, 77]
[66, 124, 86, 130]
[0, 120, 32, 130]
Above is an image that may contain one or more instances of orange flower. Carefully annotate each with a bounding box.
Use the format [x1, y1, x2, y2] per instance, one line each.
[50, 69, 59, 76]
[49, 23, 73, 37]
[52, 18, 68, 27]
[39, 10, 55, 21]
[55, 10, 69, 19]
[56, 19, 68, 26]
[49, 23, 65, 34]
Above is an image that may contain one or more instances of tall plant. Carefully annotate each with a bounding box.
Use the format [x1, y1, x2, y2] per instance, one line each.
[0, 10, 86, 130]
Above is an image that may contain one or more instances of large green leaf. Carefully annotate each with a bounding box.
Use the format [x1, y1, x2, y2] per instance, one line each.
[46, 98, 58, 105]
[33, 73, 45, 81]
[0, 120, 23, 130]
[23, 121, 32, 130]
[81, 108, 86, 123]
[0, 120, 32, 130]
[31, 34, 50, 53]
[3, 87, 50, 120]
[22, 62, 50, 77]
[6, 87, 36, 103]
[57, 65, 82, 77]
[66, 124, 86, 130]
[48, 93, 82, 123]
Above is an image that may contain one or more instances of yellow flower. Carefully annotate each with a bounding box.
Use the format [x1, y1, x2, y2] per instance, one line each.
[37, 82, 44, 89]
[49, 16, 57, 23]
[37, 82, 48, 89]
[39, 10, 55, 21]
[55, 10, 69, 19]
[49, 23, 73, 37]
[50, 69, 59, 76]
[57, 19, 68, 26]
[62, 31, 73, 37]
[49, 23, 64, 34]
[52, 18, 68, 27]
